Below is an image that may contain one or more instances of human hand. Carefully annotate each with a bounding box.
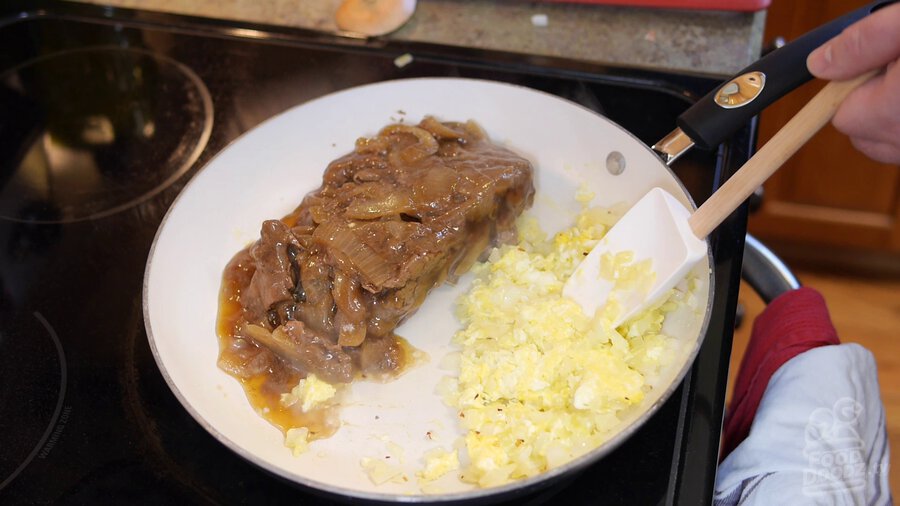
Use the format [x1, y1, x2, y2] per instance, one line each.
[807, 3, 900, 164]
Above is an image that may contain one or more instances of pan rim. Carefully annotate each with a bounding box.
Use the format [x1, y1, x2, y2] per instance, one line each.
[142, 76, 716, 504]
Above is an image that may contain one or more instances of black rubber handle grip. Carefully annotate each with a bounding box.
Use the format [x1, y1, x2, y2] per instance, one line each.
[677, 0, 896, 150]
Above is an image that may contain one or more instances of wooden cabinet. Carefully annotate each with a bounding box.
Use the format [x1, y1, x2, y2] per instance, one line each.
[748, 0, 900, 266]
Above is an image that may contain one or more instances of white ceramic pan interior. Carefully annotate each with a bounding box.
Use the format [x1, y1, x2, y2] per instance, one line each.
[143, 78, 712, 502]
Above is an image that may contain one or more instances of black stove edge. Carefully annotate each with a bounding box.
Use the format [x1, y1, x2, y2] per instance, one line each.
[1, 0, 734, 103]
[667, 116, 756, 506]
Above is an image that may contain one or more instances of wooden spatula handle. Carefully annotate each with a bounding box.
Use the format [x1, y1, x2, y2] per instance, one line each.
[688, 70, 877, 239]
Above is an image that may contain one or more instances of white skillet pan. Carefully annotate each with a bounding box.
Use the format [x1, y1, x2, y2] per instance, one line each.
[143, 2, 891, 502]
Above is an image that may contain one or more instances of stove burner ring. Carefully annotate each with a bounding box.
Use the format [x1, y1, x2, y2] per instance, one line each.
[0, 46, 213, 224]
[0, 312, 68, 491]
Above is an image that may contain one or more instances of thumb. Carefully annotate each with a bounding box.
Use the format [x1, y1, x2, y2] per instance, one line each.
[807, 2, 900, 80]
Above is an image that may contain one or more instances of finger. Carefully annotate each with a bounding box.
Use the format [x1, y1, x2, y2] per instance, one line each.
[832, 64, 900, 144]
[831, 72, 886, 139]
[848, 137, 900, 165]
[807, 3, 900, 80]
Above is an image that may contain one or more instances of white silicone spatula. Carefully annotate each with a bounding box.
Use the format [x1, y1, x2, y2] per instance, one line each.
[563, 71, 875, 327]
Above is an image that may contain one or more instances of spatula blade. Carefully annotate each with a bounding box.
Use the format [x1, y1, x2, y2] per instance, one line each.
[563, 187, 707, 326]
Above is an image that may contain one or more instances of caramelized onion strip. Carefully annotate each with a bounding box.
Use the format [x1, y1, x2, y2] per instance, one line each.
[344, 191, 413, 220]
[419, 116, 464, 139]
[380, 124, 439, 163]
[464, 119, 487, 141]
[332, 270, 367, 347]
[314, 220, 395, 290]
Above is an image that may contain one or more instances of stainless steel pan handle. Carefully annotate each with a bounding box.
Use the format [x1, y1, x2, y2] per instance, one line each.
[741, 234, 800, 304]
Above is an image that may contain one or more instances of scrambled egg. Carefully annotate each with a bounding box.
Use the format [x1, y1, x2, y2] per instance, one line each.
[284, 427, 310, 457]
[278, 194, 696, 492]
[360, 457, 407, 485]
[280, 374, 337, 412]
[281, 374, 338, 456]
[445, 204, 685, 488]
[418, 447, 460, 482]
[357, 435, 417, 486]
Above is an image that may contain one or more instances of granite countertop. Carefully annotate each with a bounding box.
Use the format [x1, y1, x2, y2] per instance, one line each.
[66, 0, 766, 77]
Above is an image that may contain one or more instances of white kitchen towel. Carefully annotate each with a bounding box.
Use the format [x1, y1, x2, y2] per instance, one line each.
[715, 343, 891, 505]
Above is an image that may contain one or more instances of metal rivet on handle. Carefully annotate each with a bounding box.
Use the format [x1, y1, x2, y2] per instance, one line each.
[721, 82, 740, 95]
[714, 71, 766, 109]
[606, 151, 626, 175]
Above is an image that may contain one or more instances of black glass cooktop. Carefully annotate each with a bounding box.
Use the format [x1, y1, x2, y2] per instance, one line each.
[0, 2, 752, 505]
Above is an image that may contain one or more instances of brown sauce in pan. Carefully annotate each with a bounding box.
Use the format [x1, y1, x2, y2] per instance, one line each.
[217, 255, 417, 437]
[217, 267, 314, 435]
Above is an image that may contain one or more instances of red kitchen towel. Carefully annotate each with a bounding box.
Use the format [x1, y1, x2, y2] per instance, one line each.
[720, 287, 840, 460]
